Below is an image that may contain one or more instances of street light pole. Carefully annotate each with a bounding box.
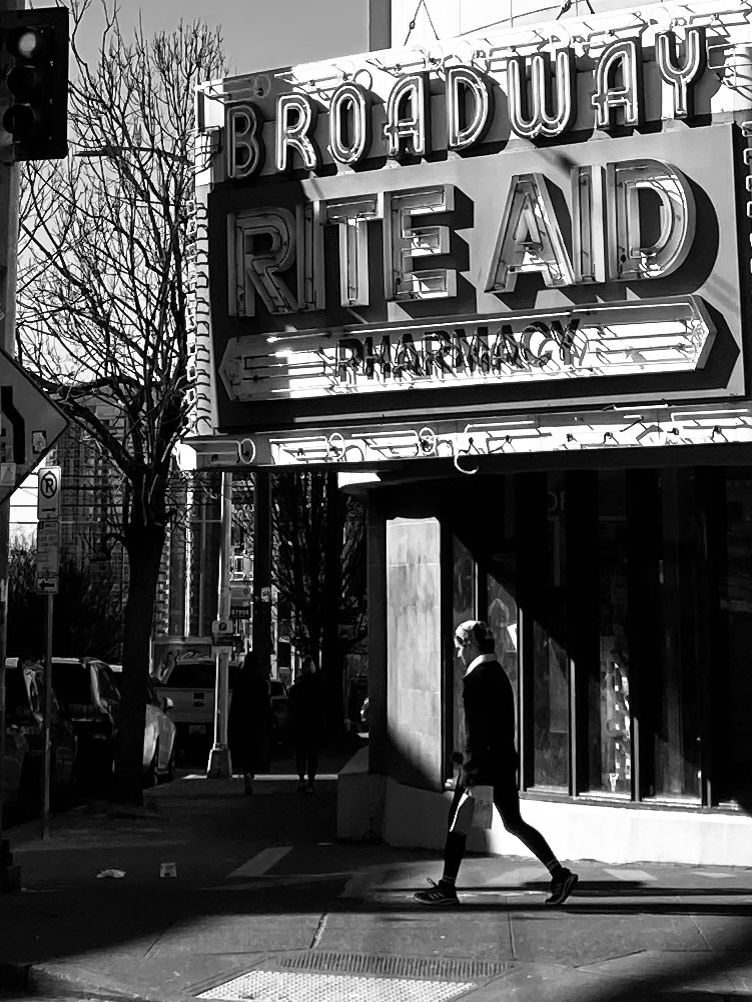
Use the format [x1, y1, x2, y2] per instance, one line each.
[207, 470, 232, 778]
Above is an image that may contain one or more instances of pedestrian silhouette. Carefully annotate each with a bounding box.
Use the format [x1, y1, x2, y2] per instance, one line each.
[289, 655, 325, 794]
[228, 651, 272, 795]
[415, 620, 578, 907]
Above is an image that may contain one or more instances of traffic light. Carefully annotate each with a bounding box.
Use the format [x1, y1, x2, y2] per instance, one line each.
[0, 6, 68, 161]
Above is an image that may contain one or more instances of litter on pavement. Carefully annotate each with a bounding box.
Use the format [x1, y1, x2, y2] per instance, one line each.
[96, 869, 126, 879]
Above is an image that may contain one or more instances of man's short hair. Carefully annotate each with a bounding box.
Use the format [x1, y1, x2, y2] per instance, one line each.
[455, 620, 495, 654]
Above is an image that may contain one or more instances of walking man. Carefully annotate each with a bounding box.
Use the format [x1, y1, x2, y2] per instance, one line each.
[289, 656, 325, 793]
[228, 651, 272, 795]
[415, 620, 578, 907]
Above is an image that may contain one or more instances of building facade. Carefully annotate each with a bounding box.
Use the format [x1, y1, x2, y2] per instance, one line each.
[51, 403, 128, 608]
[188, 0, 752, 864]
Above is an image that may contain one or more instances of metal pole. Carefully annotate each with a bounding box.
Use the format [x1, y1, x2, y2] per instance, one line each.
[252, 468, 272, 678]
[41, 593, 53, 839]
[0, 167, 18, 842]
[207, 470, 232, 777]
[0, 0, 23, 881]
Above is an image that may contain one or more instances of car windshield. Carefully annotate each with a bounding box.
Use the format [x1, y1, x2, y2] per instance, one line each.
[95, 665, 121, 702]
[154, 662, 215, 689]
[51, 663, 92, 707]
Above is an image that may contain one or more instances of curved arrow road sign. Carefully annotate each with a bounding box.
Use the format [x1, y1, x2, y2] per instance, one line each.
[0, 348, 68, 506]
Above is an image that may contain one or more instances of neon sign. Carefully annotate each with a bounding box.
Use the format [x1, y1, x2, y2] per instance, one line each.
[223, 29, 706, 179]
[229, 160, 696, 314]
[219, 296, 714, 403]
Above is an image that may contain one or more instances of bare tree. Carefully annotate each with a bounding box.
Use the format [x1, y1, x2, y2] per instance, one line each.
[16, 0, 226, 803]
[271, 471, 367, 732]
[8, 536, 124, 662]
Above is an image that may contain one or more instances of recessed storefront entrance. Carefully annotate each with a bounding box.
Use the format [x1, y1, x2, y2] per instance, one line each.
[449, 466, 752, 809]
[359, 465, 752, 865]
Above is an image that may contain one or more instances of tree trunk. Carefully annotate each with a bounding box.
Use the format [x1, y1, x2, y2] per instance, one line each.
[113, 523, 165, 805]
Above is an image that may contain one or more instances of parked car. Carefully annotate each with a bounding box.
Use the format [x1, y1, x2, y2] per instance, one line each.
[2, 695, 28, 817]
[144, 681, 176, 784]
[96, 663, 177, 786]
[49, 657, 119, 792]
[345, 675, 368, 733]
[151, 658, 239, 762]
[4, 658, 76, 814]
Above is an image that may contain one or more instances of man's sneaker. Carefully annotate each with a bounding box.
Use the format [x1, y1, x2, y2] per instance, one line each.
[545, 868, 578, 906]
[414, 878, 459, 906]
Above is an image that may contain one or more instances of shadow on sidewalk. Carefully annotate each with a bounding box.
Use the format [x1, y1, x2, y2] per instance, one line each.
[3, 757, 752, 1002]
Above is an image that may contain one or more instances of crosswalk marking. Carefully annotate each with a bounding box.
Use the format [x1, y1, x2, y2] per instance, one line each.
[228, 846, 292, 878]
[604, 867, 657, 882]
[203, 871, 352, 892]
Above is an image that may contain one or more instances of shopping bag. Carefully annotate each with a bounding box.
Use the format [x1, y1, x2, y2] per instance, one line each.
[469, 785, 494, 830]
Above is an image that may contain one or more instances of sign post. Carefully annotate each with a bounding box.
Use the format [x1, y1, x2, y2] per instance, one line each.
[36, 467, 60, 840]
[41, 591, 52, 839]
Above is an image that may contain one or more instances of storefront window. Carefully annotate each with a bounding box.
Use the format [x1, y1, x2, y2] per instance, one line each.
[531, 475, 569, 790]
[452, 536, 476, 761]
[643, 470, 701, 802]
[532, 627, 569, 788]
[717, 477, 752, 808]
[486, 566, 518, 728]
[443, 466, 707, 806]
[590, 472, 631, 796]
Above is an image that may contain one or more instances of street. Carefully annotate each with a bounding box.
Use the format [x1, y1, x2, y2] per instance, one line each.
[1, 746, 752, 1002]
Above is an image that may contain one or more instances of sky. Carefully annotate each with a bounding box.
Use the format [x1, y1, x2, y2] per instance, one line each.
[73, 0, 374, 77]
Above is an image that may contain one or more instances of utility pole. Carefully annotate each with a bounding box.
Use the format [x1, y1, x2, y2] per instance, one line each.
[252, 468, 272, 678]
[207, 470, 232, 778]
[0, 0, 23, 896]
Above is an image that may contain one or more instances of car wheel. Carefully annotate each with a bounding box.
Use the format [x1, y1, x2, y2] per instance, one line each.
[159, 748, 176, 785]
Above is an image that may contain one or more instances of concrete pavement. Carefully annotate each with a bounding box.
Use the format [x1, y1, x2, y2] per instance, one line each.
[1, 746, 752, 1002]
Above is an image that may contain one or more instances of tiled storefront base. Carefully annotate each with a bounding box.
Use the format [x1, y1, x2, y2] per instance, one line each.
[338, 754, 752, 867]
[383, 777, 752, 867]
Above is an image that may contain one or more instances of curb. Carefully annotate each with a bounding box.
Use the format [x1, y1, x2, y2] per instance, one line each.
[0, 962, 29, 992]
[0, 961, 169, 1001]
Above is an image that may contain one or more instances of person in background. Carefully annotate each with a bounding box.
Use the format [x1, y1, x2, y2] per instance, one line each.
[414, 620, 578, 907]
[289, 655, 325, 794]
[228, 651, 272, 795]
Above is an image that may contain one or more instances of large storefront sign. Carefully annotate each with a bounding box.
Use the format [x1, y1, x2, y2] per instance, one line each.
[189, 2, 752, 464]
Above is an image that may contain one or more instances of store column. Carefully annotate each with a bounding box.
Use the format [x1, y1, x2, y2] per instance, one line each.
[385, 516, 443, 790]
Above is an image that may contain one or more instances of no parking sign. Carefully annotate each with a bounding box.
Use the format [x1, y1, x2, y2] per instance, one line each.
[211, 618, 233, 646]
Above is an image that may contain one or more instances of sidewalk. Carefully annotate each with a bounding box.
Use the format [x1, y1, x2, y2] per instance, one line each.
[1, 746, 752, 1002]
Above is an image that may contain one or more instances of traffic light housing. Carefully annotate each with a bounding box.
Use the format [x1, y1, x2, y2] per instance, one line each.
[0, 6, 68, 161]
